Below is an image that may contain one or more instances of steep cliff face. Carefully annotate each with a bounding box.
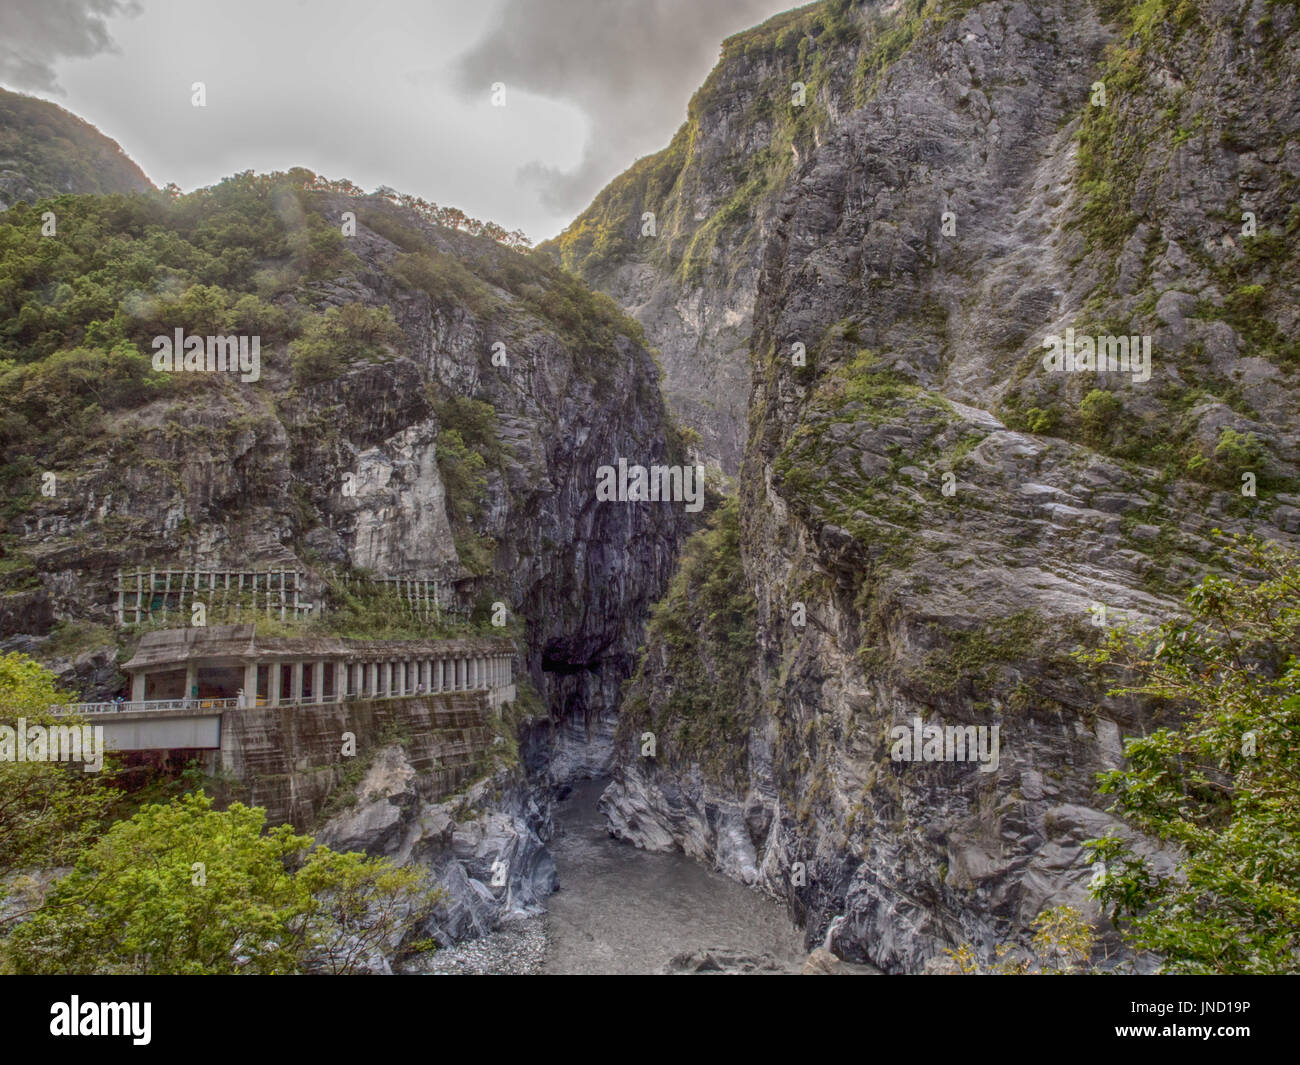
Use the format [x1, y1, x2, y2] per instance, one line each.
[598, 0, 1300, 972]
[542, 4, 868, 474]
[317, 748, 557, 952]
[4, 169, 694, 948]
[0, 88, 153, 208]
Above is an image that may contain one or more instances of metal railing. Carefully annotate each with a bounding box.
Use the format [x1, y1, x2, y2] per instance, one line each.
[51, 686, 500, 715]
[51, 697, 241, 715]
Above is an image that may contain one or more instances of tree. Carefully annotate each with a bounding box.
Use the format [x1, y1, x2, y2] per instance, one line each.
[1081, 533, 1300, 973]
[946, 905, 1100, 974]
[5, 791, 438, 974]
[0, 653, 114, 925]
[290, 303, 404, 384]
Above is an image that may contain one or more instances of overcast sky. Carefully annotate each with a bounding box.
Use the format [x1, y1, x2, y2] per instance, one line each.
[0, 0, 801, 241]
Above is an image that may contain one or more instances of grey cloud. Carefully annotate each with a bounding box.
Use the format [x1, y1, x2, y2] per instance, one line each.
[0, 0, 139, 93]
[451, 0, 793, 215]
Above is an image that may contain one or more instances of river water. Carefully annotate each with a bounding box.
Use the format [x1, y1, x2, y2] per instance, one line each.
[539, 778, 807, 974]
[425, 777, 813, 975]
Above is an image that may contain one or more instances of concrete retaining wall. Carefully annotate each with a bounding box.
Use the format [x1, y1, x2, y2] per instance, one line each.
[213, 692, 495, 829]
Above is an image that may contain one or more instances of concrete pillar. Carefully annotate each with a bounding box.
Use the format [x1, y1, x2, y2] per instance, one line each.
[397, 660, 407, 696]
[290, 661, 304, 704]
[368, 662, 378, 697]
[312, 661, 325, 704]
[269, 662, 282, 707]
[184, 663, 198, 703]
[243, 661, 258, 706]
[132, 672, 146, 702]
[380, 661, 390, 696]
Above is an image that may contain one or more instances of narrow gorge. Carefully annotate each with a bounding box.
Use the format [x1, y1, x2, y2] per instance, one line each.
[2, 0, 1298, 979]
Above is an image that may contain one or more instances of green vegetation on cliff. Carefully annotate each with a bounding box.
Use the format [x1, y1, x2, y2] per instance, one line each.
[547, 0, 988, 291]
[0, 88, 153, 206]
[5, 791, 436, 975]
[0, 654, 114, 916]
[618, 498, 758, 783]
[1082, 534, 1300, 974]
[0, 167, 666, 638]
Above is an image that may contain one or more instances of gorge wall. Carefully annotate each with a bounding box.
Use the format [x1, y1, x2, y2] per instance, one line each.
[558, 0, 1300, 971]
[3, 180, 689, 782]
[2, 165, 691, 948]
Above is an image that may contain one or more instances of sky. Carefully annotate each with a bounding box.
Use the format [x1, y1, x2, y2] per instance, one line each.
[0, 0, 803, 242]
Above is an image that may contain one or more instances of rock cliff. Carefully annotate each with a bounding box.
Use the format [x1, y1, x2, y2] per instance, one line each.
[4, 173, 689, 947]
[589, 0, 1300, 971]
[5, 180, 688, 778]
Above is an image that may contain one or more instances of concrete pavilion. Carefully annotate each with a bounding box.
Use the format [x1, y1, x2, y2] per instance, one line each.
[121, 625, 516, 710]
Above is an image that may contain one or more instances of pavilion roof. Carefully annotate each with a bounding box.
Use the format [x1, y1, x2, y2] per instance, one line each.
[122, 625, 514, 672]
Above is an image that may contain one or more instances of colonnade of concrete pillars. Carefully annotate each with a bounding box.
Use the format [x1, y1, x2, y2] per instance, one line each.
[238, 653, 513, 707]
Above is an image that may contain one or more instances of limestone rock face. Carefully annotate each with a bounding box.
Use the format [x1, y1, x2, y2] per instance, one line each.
[346, 422, 459, 574]
[594, 0, 1300, 971]
[317, 747, 556, 948]
[541, 27, 820, 476]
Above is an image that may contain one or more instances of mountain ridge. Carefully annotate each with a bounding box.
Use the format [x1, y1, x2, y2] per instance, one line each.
[0, 87, 154, 208]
